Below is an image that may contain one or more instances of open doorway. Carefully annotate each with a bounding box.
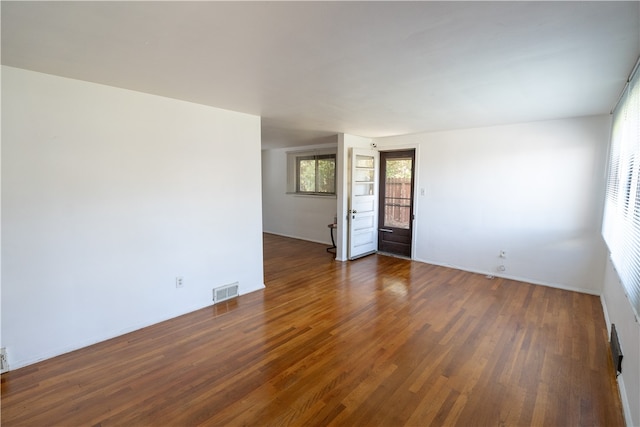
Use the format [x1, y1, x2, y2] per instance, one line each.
[378, 149, 415, 258]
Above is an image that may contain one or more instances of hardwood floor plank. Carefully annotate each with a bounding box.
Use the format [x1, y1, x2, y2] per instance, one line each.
[1, 233, 625, 426]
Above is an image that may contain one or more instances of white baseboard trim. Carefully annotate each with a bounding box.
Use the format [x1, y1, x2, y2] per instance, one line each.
[600, 295, 634, 427]
[411, 256, 600, 296]
[5, 284, 266, 372]
[601, 294, 612, 332]
[617, 376, 633, 427]
[263, 230, 332, 246]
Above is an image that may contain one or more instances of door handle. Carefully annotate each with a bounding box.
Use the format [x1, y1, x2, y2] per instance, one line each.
[379, 228, 393, 233]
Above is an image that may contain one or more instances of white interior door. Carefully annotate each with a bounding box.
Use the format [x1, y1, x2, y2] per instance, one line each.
[348, 148, 379, 260]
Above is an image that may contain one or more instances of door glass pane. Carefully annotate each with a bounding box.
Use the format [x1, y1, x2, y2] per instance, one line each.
[355, 155, 374, 168]
[384, 158, 412, 229]
[355, 168, 374, 182]
[354, 183, 374, 196]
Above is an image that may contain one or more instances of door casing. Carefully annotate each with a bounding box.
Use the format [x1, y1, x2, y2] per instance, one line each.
[378, 149, 416, 258]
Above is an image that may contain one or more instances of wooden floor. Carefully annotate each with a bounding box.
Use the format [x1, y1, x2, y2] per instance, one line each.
[1, 233, 624, 426]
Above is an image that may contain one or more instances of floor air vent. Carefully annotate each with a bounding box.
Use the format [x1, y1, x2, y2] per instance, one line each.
[610, 323, 623, 375]
[213, 282, 239, 303]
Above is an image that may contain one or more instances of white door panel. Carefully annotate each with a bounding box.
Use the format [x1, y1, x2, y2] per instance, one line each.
[353, 215, 374, 230]
[352, 230, 375, 247]
[348, 148, 379, 260]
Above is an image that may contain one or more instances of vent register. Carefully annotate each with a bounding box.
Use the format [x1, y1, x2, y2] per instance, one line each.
[610, 324, 623, 375]
[213, 282, 239, 303]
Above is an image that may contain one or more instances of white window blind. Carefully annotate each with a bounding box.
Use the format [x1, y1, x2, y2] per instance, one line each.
[603, 58, 640, 318]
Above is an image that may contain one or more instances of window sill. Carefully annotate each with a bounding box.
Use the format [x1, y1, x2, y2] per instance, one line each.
[286, 192, 337, 199]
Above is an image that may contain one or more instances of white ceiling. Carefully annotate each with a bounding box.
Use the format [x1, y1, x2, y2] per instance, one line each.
[2, 1, 639, 149]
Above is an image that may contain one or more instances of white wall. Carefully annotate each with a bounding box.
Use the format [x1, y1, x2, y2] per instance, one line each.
[1, 66, 265, 369]
[602, 259, 640, 427]
[262, 142, 338, 244]
[375, 115, 611, 294]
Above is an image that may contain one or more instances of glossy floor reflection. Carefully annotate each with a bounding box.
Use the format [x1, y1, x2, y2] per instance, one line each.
[1, 233, 624, 426]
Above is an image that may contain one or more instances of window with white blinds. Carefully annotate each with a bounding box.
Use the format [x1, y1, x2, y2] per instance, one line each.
[602, 58, 640, 317]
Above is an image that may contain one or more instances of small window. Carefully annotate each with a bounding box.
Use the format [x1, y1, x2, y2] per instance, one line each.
[287, 149, 337, 196]
[296, 154, 336, 194]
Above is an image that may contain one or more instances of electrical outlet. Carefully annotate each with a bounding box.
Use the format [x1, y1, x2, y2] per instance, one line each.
[176, 276, 184, 288]
[1, 347, 8, 373]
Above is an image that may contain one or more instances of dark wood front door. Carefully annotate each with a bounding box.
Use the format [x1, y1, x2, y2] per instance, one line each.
[378, 150, 415, 257]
